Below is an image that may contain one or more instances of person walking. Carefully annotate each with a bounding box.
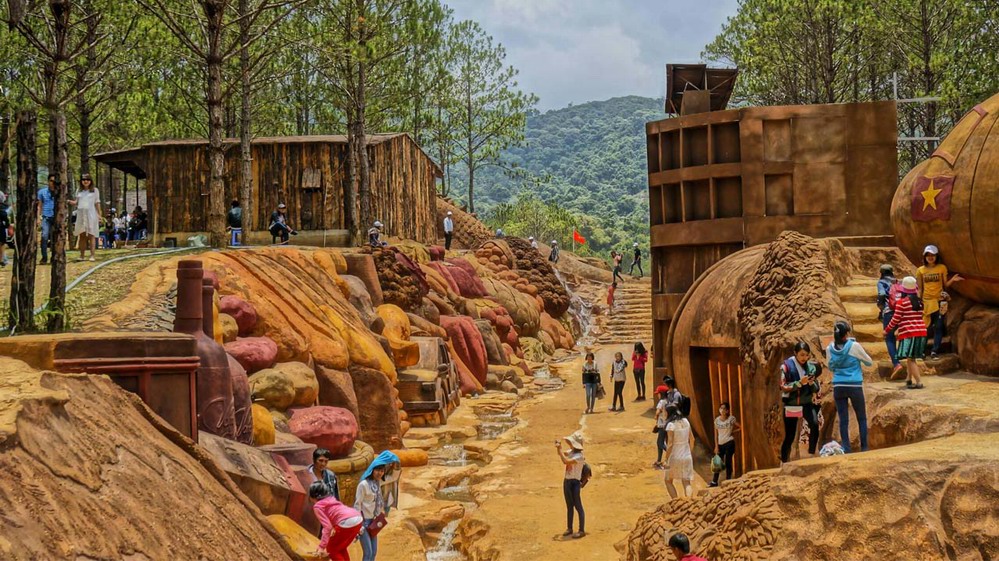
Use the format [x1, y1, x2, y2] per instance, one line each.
[612, 251, 624, 284]
[917, 245, 963, 358]
[609, 351, 627, 412]
[629, 242, 644, 277]
[529, 236, 538, 249]
[877, 264, 903, 377]
[355, 452, 396, 561]
[555, 433, 586, 539]
[310, 481, 363, 561]
[68, 173, 101, 262]
[581, 352, 599, 414]
[653, 385, 670, 469]
[442, 210, 454, 250]
[710, 402, 740, 487]
[886, 276, 928, 390]
[632, 342, 649, 401]
[828, 321, 874, 453]
[663, 404, 694, 499]
[668, 533, 708, 561]
[227, 200, 243, 246]
[36, 174, 56, 264]
[548, 240, 559, 263]
[778, 342, 821, 462]
[269, 203, 297, 244]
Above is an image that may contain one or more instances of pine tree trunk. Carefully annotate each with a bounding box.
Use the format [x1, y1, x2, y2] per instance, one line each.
[47, 111, 69, 332]
[0, 114, 10, 195]
[356, 35, 372, 239]
[76, 0, 97, 175]
[205, 0, 227, 248]
[346, 114, 360, 245]
[238, 0, 254, 234]
[9, 110, 39, 332]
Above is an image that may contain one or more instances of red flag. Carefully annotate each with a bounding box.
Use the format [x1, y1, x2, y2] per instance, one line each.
[911, 175, 954, 222]
[573, 230, 586, 245]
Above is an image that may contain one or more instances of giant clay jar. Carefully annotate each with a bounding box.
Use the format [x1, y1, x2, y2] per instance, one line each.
[891, 93, 999, 305]
[174, 260, 237, 440]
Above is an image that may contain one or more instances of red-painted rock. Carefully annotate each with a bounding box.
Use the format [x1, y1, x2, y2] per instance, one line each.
[315, 366, 360, 421]
[288, 406, 359, 459]
[429, 246, 445, 261]
[203, 269, 221, 290]
[228, 354, 254, 445]
[444, 261, 488, 298]
[225, 336, 278, 373]
[219, 295, 258, 336]
[425, 262, 460, 294]
[348, 365, 403, 451]
[440, 315, 488, 385]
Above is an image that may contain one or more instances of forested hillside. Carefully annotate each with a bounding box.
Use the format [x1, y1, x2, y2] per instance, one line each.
[469, 96, 663, 256]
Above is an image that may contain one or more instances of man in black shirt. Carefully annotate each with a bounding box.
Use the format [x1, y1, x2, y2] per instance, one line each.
[227, 200, 243, 245]
[269, 202, 297, 244]
[629, 242, 644, 277]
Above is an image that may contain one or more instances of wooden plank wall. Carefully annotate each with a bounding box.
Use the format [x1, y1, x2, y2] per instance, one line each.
[144, 136, 437, 244]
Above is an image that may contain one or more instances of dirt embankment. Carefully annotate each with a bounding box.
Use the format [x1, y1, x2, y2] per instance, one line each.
[622, 433, 999, 561]
[0, 358, 297, 561]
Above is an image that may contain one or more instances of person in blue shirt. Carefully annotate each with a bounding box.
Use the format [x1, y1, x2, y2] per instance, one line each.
[36, 174, 57, 264]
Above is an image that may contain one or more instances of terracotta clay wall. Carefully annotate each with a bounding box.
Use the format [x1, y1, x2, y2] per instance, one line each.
[647, 101, 898, 373]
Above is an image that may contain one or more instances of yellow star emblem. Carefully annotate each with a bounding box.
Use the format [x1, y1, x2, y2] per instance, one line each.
[921, 179, 942, 211]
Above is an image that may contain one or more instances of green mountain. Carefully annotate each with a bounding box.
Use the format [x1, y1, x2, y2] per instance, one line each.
[473, 95, 664, 256]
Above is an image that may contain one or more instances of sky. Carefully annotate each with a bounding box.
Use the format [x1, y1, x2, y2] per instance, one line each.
[445, 0, 740, 111]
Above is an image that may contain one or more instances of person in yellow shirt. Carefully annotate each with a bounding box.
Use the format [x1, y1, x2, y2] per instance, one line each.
[916, 245, 963, 359]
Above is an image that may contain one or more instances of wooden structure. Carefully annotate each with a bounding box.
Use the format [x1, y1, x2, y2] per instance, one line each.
[94, 134, 442, 245]
[646, 98, 899, 375]
[0, 333, 200, 440]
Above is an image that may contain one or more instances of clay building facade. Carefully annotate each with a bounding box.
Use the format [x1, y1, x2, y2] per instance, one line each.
[646, 100, 899, 377]
[94, 134, 442, 246]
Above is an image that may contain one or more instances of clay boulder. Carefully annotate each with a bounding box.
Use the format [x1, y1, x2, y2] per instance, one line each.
[225, 336, 279, 374]
[248, 368, 296, 411]
[219, 295, 258, 336]
[273, 362, 320, 407]
[441, 315, 489, 385]
[288, 406, 359, 459]
[348, 365, 403, 451]
[315, 366, 360, 421]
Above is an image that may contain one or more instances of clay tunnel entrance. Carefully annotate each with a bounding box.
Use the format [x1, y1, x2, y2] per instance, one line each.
[690, 347, 748, 477]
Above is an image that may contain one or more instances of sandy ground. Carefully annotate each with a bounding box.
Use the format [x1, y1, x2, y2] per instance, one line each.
[379, 343, 709, 561]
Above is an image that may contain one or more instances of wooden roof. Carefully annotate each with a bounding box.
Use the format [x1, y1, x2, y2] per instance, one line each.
[94, 133, 442, 177]
[665, 64, 738, 114]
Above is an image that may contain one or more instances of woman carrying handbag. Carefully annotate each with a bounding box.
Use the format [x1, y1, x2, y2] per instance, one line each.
[354, 451, 399, 560]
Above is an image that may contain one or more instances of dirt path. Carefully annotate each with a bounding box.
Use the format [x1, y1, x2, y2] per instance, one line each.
[457, 344, 705, 560]
[377, 341, 707, 561]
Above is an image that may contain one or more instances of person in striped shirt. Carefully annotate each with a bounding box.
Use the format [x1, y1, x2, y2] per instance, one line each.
[885, 276, 927, 389]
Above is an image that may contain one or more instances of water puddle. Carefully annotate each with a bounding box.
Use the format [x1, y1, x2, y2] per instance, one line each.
[434, 477, 475, 503]
[426, 519, 466, 561]
[476, 411, 518, 440]
[428, 444, 488, 467]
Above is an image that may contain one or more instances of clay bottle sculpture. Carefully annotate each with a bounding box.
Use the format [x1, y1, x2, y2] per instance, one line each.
[203, 277, 254, 445]
[174, 260, 237, 439]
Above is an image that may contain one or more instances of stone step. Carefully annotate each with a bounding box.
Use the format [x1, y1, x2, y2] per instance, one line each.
[876, 353, 961, 379]
[852, 323, 885, 343]
[847, 276, 879, 288]
[843, 302, 881, 323]
[838, 284, 879, 303]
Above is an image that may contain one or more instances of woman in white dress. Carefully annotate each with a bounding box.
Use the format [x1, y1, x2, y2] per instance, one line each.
[69, 173, 101, 261]
[663, 403, 694, 499]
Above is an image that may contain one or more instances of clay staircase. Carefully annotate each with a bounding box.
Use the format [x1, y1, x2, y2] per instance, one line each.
[597, 280, 653, 346]
[837, 275, 960, 378]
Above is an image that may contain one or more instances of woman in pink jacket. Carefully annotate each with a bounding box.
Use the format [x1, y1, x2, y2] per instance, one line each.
[310, 481, 364, 561]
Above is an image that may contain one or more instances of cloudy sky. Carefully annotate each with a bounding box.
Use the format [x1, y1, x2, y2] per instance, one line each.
[445, 0, 739, 111]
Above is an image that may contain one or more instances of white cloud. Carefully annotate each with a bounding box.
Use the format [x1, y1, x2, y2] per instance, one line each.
[445, 0, 739, 110]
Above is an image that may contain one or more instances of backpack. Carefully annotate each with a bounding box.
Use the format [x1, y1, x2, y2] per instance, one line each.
[580, 463, 592, 487]
[677, 392, 692, 418]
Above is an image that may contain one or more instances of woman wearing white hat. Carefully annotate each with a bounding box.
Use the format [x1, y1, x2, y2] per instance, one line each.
[555, 434, 586, 539]
[886, 276, 928, 389]
[916, 244, 963, 358]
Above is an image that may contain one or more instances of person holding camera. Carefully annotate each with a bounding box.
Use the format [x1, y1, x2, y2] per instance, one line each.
[828, 321, 873, 453]
[555, 434, 586, 539]
[779, 342, 822, 462]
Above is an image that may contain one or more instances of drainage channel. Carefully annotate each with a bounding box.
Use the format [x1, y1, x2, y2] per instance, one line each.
[426, 519, 466, 561]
